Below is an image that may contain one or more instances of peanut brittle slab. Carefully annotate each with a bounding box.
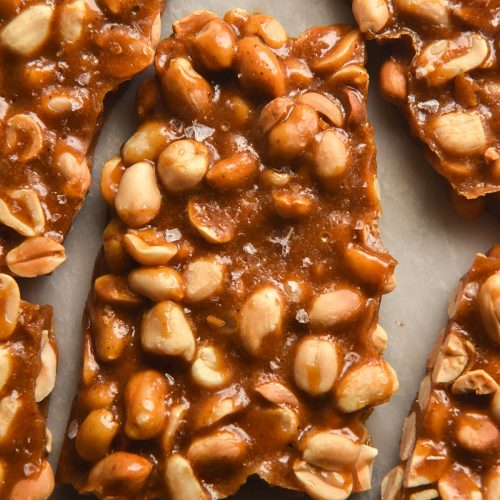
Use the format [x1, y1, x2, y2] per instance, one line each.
[58, 8, 398, 499]
[353, 0, 500, 217]
[0, 0, 164, 278]
[0, 274, 57, 499]
[382, 246, 500, 500]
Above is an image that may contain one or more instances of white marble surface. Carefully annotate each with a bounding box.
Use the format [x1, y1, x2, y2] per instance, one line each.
[22, 0, 499, 498]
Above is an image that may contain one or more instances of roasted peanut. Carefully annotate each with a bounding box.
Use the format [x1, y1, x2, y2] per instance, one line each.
[79, 380, 118, 412]
[243, 14, 288, 49]
[122, 119, 174, 166]
[301, 430, 361, 470]
[352, 0, 390, 33]
[300, 92, 344, 127]
[173, 10, 218, 37]
[0, 189, 45, 237]
[293, 336, 339, 396]
[293, 459, 353, 500]
[266, 104, 319, 162]
[272, 190, 315, 219]
[75, 409, 119, 462]
[192, 388, 249, 430]
[59, 0, 89, 45]
[82, 336, 99, 386]
[371, 324, 388, 353]
[235, 37, 287, 98]
[0, 347, 12, 393]
[123, 232, 178, 267]
[54, 151, 91, 199]
[128, 267, 185, 302]
[455, 412, 499, 454]
[9, 460, 54, 500]
[313, 129, 349, 181]
[478, 273, 500, 345]
[158, 139, 209, 192]
[395, 0, 450, 25]
[206, 152, 258, 191]
[162, 403, 188, 454]
[417, 34, 490, 86]
[353, 445, 378, 493]
[344, 245, 395, 293]
[431, 331, 469, 384]
[102, 218, 131, 274]
[308, 288, 363, 327]
[484, 466, 500, 500]
[164, 454, 207, 500]
[431, 111, 487, 156]
[0, 274, 20, 340]
[192, 18, 236, 71]
[188, 199, 235, 244]
[101, 157, 125, 207]
[141, 301, 196, 361]
[328, 64, 369, 94]
[187, 430, 248, 467]
[404, 439, 449, 488]
[452, 369, 498, 395]
[380, 59, 408, 105]
[184, 256, 225, 302]
[255, 381, 299, 406]
[83, 452, 153, 497]
[94, 274, 142, 307]
[125, 370, 167, 440]
[0, 5, 54, 56]
[239, 286, 284, 356]
[259, 406, 299, 443]
[335, 360, 399, 413]
[92, 303, 132, 362]
[161, 58, 214, 119]
[191, 345, 230, 389]
[312, 30, 362, 73]
[6, 236, 66, 277]
[35, 331, 57, 402]
[115, 162, 162, 228]
[4, 113, 44, 162]
[285, 58, 314, 88]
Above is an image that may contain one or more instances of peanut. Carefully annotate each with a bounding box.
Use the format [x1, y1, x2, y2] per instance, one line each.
[184, 256, 225, 302]
[83, 452, 153, 497]
[141, 301, 196, 361]
[293, 336, 339, 396]
[239, 286, 284, 356]
[158, 139, 209, 192]
[128, 267, 185, 302]
[75, 409, 119, 462]
[125, 370, 167, 440]
[308, 288, 363, 327]
[115, 162, 162, 228]
[0, 274, 20, 340]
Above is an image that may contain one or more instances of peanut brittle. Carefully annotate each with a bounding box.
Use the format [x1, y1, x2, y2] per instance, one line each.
[0, 273, 57, 499]
[382, 246, 500, 500]
[353, 0, 500, 217]
[0, 0, 164, 277]
[58, 9, 398, 499]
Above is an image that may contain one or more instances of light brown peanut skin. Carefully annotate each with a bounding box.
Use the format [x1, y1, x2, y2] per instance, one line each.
[384, 247, 500, 499]
[59, 9, 396, 500]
